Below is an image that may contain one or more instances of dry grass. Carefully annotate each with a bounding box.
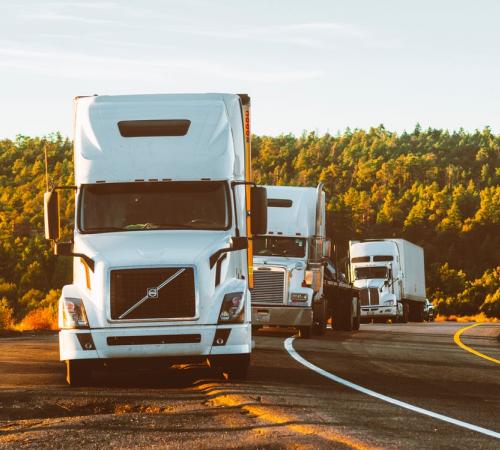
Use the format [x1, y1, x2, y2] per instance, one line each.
[435, 313, 500, 323]
[16, 306, 58, 331]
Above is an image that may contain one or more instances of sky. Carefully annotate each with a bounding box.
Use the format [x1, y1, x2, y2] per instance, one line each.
[1, 0, 499, 138]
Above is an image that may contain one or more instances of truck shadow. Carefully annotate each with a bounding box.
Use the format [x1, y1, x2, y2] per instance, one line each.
[91, 363, 224, 389]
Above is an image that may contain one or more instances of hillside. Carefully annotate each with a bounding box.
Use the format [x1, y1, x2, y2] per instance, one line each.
[0, 128, 499, 326]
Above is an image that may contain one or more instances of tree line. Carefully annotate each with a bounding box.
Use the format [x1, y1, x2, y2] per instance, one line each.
[0, 127, 499, 328]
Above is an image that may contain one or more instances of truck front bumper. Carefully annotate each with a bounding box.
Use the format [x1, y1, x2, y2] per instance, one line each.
[361, 305, 397, 318]
[59, 323, 251, 361]
[251, 305, 313, 327]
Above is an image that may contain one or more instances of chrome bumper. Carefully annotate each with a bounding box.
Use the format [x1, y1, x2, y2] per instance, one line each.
[251, 305, 313, 327]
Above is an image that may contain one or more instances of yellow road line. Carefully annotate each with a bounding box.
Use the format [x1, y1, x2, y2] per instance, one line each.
[453, 323, 500, 364]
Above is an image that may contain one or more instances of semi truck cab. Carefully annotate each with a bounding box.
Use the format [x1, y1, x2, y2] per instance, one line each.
[349, 239, 426, 323]
[44, 93, 267, 385]
[250, 184, 329, 338]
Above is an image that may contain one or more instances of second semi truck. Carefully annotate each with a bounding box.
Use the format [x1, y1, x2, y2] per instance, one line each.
[250, 184, 360, 337]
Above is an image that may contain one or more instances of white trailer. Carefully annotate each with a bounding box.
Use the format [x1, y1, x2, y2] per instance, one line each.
[44, 93, 267, 385]
[349, 239, 426, 322]
[251, 184, 339, 337]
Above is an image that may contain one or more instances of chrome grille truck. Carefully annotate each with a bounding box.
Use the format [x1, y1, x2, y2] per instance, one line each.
[250, 184, 330, 338]
[44, 93, 267, 385]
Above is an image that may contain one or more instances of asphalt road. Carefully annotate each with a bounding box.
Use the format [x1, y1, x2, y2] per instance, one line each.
[0, 322, 498, 449]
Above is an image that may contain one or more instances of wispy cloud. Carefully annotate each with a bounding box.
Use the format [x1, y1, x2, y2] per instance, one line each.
[0, 46, 324, 83]
[163, 21, 370, 48]
[25, 11, 120, 25]
[46, 1, 118, 9]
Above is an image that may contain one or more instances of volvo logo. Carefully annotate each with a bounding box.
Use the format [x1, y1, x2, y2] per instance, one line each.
[147, 287, 158, 298]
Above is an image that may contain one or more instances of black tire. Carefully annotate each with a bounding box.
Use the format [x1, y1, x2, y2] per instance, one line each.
[352, 298, 361, 331]
[331, 304, 343, 330]
[409, 302, 425, 322]
[332, 299, 355, 331]
[219, 354, 250, 381]
[399, 303, 409, 323]
[342, 299, 355, 331]
[65, 360, 93, 387]
[299, 326, 312, 339]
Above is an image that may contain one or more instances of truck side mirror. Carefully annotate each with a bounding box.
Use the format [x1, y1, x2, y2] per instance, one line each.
[44, 191, 60, 241]
[250, 186, 267, 235]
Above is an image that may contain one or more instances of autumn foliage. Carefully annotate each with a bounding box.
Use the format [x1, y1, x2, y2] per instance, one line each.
[0, 128, 498, 329]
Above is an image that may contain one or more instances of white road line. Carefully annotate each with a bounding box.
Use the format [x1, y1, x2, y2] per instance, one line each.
[284, 337, 500, 440]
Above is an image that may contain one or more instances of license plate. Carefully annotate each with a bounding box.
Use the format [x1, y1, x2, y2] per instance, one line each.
[256, 311, 270, 322]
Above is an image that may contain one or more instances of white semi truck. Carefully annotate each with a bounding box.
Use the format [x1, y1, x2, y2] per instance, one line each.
[251, 184, 360, 337]
[44, 93, 267, 385]
[349, 239, 426, 322]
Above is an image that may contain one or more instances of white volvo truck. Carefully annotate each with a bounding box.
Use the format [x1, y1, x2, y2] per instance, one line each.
[349, 239, 426, 322]
[44, 93, 267, 385]
[250, 184, 332, 338]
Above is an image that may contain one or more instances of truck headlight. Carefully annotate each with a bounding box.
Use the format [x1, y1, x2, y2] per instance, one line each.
[61, 297, 89, 329]
[218, 292, 245, 323]
[290, 293, 308, 303]
[383, 299, 395, 306]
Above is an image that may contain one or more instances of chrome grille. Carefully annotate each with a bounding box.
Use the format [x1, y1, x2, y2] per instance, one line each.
[360, 289, 369, 306]
[250, 268, 286, 304]
[369, 288, 380, 305]
[110, 267, 195, 320]
[360, 288, 380, 306]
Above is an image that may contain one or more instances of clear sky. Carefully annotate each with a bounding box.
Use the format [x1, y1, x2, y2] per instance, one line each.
[1, 0, 499, 138]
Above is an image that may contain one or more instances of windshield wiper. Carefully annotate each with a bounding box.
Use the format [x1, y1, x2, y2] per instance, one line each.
[125, 223, 195, 230]
[84, 226, 127, 232]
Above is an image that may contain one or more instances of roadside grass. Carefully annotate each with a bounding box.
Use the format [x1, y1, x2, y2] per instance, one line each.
[15, 306, 58, 331]
[435, 313, 500, 323]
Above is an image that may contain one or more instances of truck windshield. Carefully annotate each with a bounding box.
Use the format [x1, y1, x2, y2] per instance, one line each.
[253, 236, 306, 258]
[79, 181, 230, 232]
[355, 267, 388, 280]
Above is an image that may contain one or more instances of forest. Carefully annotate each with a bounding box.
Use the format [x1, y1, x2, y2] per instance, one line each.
[0, 127, 499, 329]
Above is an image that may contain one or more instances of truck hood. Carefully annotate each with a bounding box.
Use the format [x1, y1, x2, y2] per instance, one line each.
[353, 278, 385, 290]
[254, 256, 306, 271]
[75, 230, 232, 268]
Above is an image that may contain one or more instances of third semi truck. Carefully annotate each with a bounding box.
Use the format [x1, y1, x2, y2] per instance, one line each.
[349, 239, 426, 322]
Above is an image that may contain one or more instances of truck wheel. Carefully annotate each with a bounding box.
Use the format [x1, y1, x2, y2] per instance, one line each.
[352, 298, 361, 331]
[416, 303, 425, 322]
[299, 326, 312, 339]
[398, 303, 409, 323]
[331, 304, 343, 330]
[409, 302, 425, 322]
[65, 360, 93, 387]
[219, 354, 250, 381]
[342, 299, 355, 331]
